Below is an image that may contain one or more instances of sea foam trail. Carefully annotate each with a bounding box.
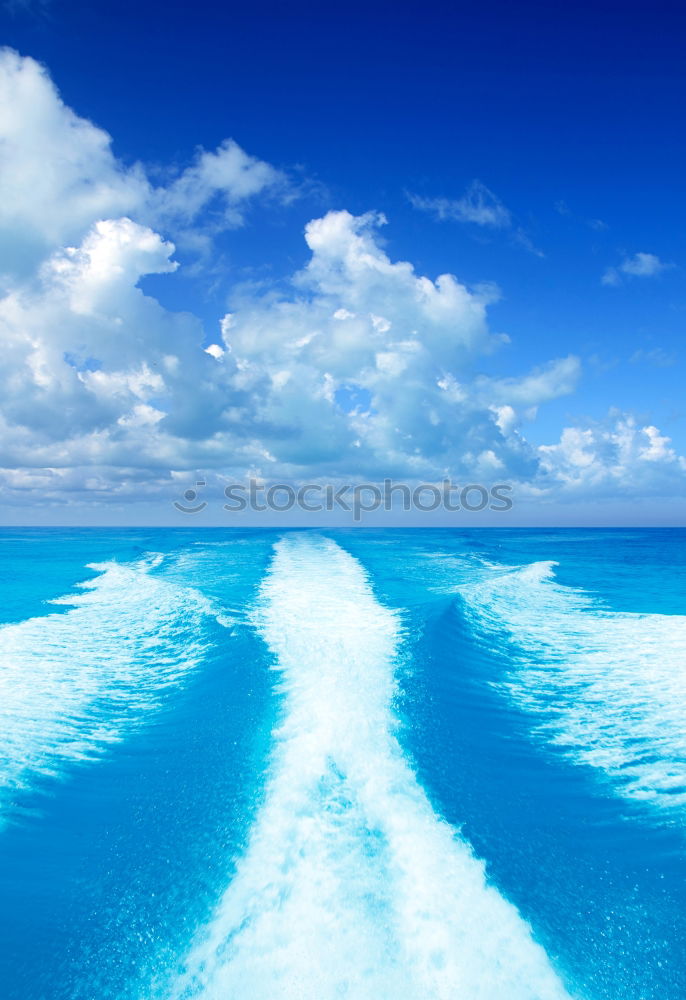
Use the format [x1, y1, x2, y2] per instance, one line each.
[0, 555, 220, 818]
[171, 536, 572, 1000]
[461, 561, 686, 812]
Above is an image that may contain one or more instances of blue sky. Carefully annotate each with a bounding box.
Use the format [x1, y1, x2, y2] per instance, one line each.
[0, 0, 684, 524]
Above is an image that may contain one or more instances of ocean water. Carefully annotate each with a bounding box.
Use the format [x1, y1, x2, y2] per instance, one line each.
[0, 528, 685, 999]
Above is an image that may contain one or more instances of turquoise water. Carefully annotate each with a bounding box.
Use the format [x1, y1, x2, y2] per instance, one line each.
[1, 528, 684, 998]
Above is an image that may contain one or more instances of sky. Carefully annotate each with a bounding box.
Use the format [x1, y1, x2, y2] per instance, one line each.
[0, 0, 684, 525]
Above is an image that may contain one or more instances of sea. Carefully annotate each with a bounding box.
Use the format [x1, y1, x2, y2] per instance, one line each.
[1, 527, 685, 999]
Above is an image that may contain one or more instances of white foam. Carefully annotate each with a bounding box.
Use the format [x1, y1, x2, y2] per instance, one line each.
[171, 536, 572, 1000]
[0, 556, 219, 817]
[461, 561, 686, 812]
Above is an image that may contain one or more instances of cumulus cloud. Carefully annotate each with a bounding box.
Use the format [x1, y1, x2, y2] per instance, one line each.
[0, 49, 683, 514]
[0, 217, 206, 447]
[0, 201, 579, 505]
[152, 139, 287, 231]
[602, 252, 667, 286]
[208, 210, 576, 480]
[538, 413, 686, 496]
[0, 48, 287, 282]
[1, 199, 683, 510]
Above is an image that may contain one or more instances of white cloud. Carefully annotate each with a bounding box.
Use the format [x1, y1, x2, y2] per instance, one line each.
[0, 49, 146, 270]
[0, 49, 682, 514]
[0, 200, 579, 504]
[538, 413, 686, 495]
[620, 252, 665, 277]
[629, 347, 676, 367]
[409, 182, 544, 256]
[602, 252, 667, 286]
[209, 209, 528, 476]
[152, 139, 287, 230]
[1, 201, 683, 510]
[408, 181, 511, 228]
[473, 356, 581, 408]
[0, 48, 287, 282]
[0, 217, 210, 447]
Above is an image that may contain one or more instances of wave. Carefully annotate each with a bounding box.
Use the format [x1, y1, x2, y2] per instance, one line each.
[460, 560, 686, 813]
[170, 536, 572, 1000]
[0, 555, 224, 820]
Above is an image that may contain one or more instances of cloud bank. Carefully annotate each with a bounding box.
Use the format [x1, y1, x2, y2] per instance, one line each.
[0, 49, 683, 516]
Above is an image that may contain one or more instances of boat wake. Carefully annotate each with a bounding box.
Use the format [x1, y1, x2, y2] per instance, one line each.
[0, 555, 222, 821]
[171, 536, 572, 1000]
[461, 560, 686, 813]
